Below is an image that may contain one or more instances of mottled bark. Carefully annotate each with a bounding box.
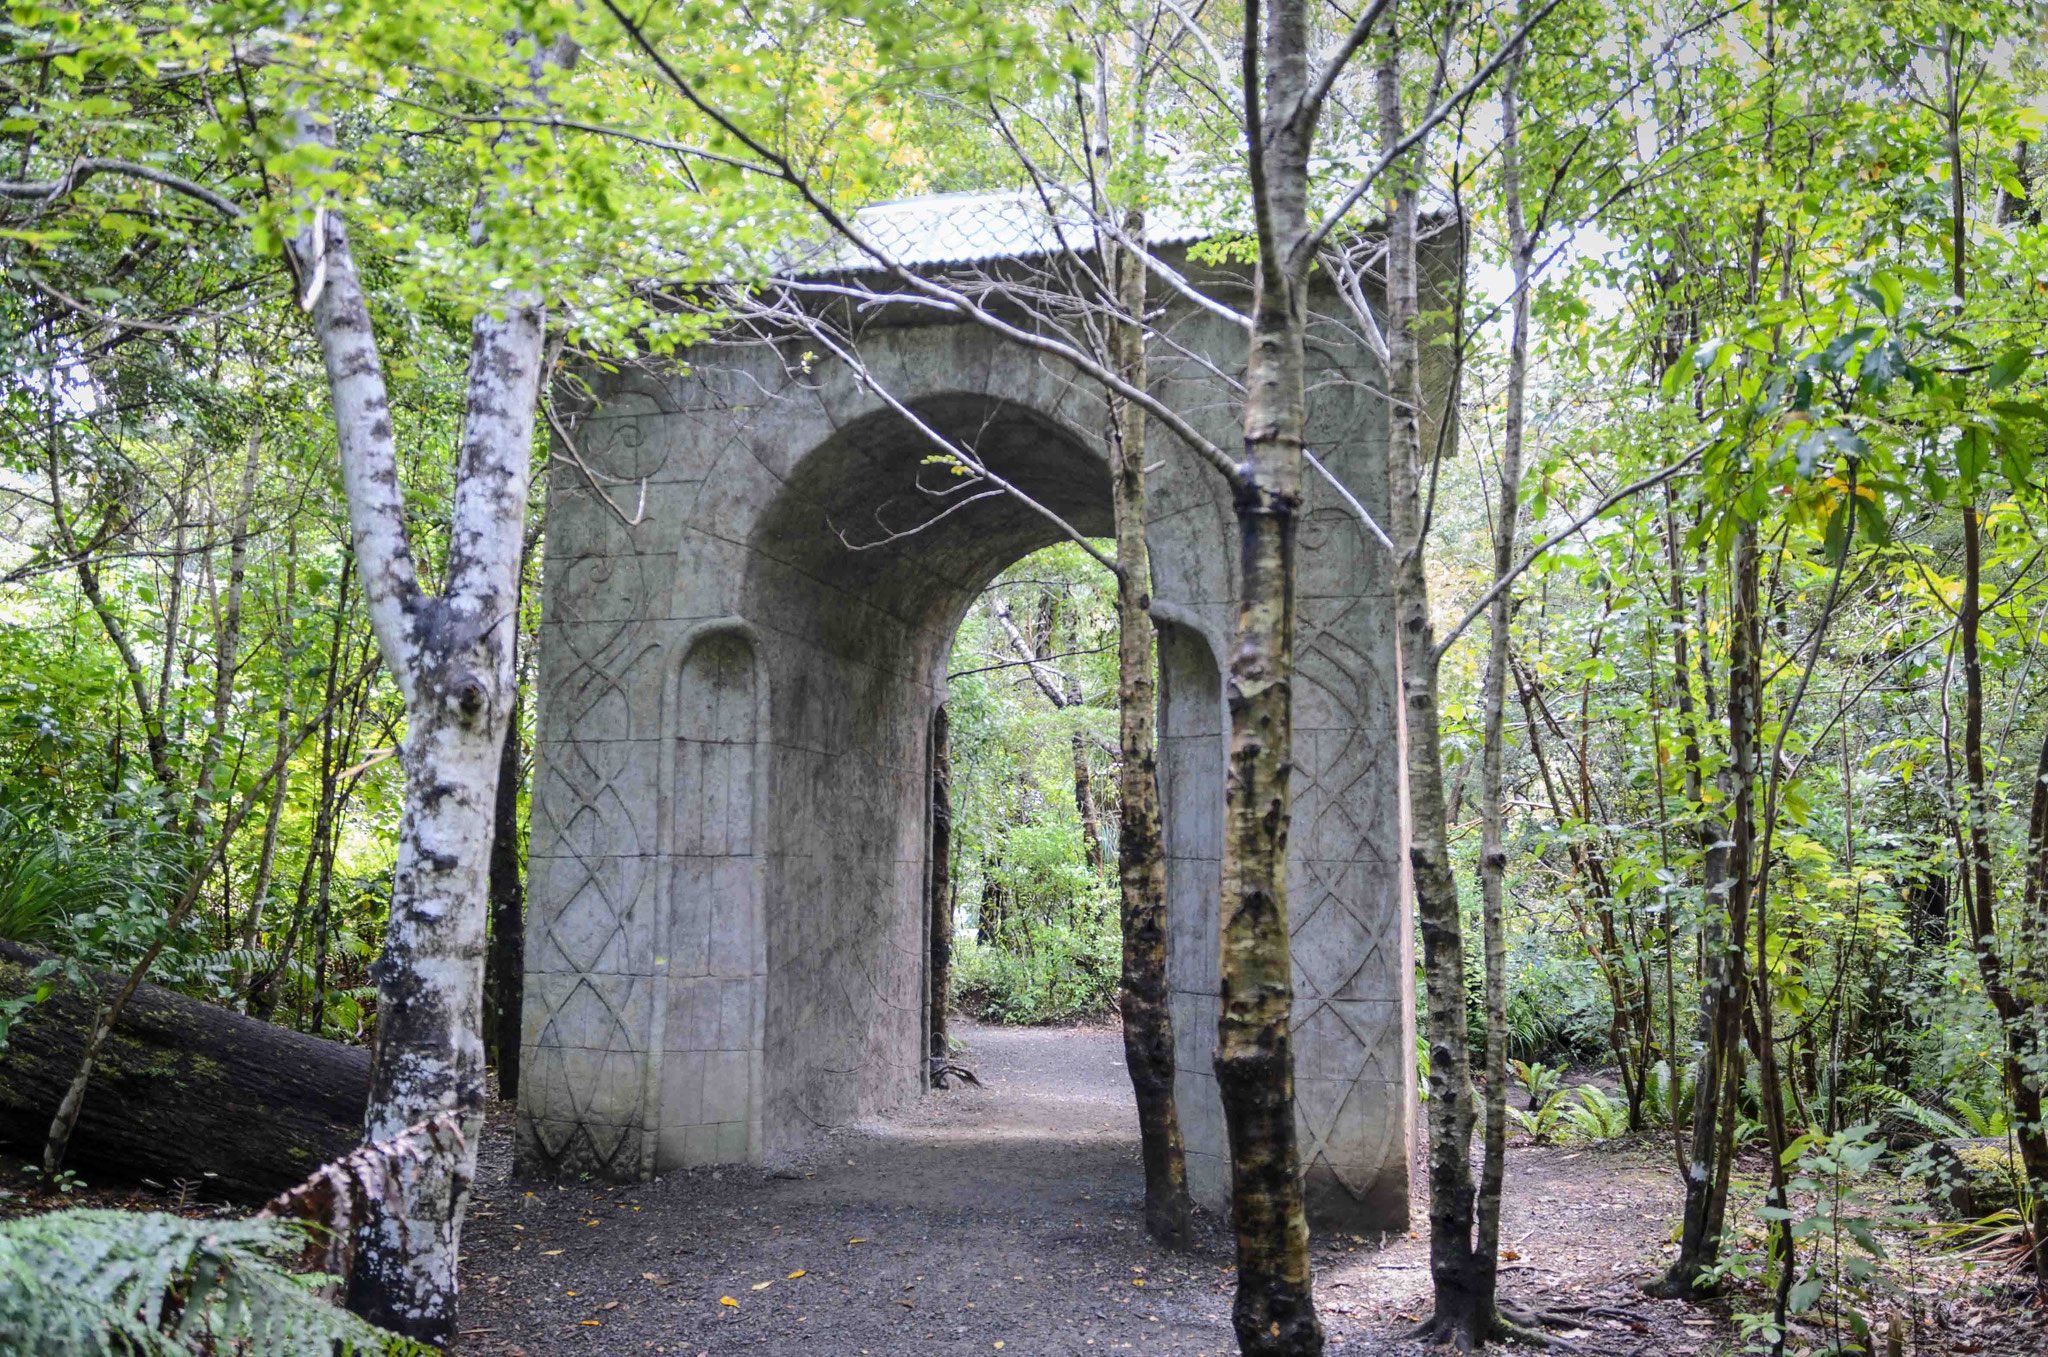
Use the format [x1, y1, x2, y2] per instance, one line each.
[1958, 506, 2048, 1281]
[1213, 4, 1322, 1352]
[1742, 529, 1796, 1348]
[1374, 26, 1483, 1349]
[1656, 527, 1760, 1298]
[1068, 672, 1106, 876]
[1101, 160, 1193, 1248]
[290, 37, 565, 1341]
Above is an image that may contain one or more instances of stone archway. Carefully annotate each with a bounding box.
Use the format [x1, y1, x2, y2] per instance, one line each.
[516, 245, 1420, 1231]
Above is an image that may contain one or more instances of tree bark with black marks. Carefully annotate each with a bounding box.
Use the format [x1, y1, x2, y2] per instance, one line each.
[1097, 73, 1193, 1242]
[1656, 526, 1761, 1299]
[1212, 2, 1323, 1351]
[1958, 505, 2048, 1282]
[1378, 22, 1488, 1342]
[286, 35, 570, 1342]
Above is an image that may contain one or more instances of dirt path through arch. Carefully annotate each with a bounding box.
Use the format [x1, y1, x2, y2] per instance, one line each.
[457, 1022, 1727, 1355]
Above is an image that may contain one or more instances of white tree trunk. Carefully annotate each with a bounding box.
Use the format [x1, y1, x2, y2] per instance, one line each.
[290, 61, 549, 1336]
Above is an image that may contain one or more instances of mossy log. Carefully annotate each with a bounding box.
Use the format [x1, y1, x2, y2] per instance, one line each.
[1917, 1138, 2024, 1220]
[0, 940, 369, 1201]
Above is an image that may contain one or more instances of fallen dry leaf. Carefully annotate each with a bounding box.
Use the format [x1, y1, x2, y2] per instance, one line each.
[751, 1281, 773, 1291]
[787, 1270, 806, 1279]
[541, 1250, 563, 1257]
[719, 1296, 738, 1308]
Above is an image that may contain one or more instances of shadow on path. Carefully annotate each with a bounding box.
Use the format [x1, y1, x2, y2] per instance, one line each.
[457, 1022, 1717, 1355]
[459, 1022, 1250, 1356]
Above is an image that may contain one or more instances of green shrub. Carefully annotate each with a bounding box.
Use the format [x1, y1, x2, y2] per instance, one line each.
[0, 807, 155, 947]
[952, 918, 1120, 1025]
[1563, 1085, 1631, 1142]
[1508, 1088, 1574, 1145]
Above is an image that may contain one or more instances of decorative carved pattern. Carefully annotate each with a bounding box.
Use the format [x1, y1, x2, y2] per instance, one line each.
[1289, 502, 1406, 1208]
[518, 608, 664, 1178]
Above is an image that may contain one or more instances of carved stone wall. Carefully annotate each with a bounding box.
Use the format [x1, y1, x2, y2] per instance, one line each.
[520, 255, 1426, 1232]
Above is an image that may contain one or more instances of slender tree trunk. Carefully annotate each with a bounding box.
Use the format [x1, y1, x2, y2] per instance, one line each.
[1474, 46, 1529, 1312]
[928, 704, 954, 1084]
[46, 445, 175, 790]
[1102, 152, 1193, 1248]
[41, 698, 330, 1173]
[1213, 4, 1322, 1351]
[1376, 26, 1487, 1348]
[195, 432, 261, 835]
[1958, 505, 2048, 1282]
[980, 851, 1008, 948]
[156, 488, 188, 751]
[237, 701, 294, 969]
[1657, 532, 1759, 1298]
[484, 680, 526, 1102]
[1068, 673, 1105, 876]
[238, 524, 301, 981]
[305, 560, 355, 1037]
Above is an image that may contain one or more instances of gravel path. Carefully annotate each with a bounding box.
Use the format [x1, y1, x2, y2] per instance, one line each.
[455, 1022, 1731, 1355]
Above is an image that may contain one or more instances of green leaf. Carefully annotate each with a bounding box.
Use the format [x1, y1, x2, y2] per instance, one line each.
[1659, 346, 1696, 401]
[1958, 424, 1991, 486]
[1989, 348, 2034, 390]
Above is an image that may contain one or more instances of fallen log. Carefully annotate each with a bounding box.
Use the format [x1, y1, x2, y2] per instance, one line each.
[0, 940, 369, 1202]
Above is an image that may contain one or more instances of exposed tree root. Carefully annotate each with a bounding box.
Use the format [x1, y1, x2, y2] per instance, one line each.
[1404, 1298, 1583, 1352]
[931, 1063, 982, 1089]
[1638, 1272, 1718, 1302]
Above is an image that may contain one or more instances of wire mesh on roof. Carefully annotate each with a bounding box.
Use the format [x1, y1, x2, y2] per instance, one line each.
[790, 186, 1215, 274]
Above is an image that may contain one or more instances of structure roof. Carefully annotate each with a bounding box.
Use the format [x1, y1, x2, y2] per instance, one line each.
[797, 186, 1218, 272]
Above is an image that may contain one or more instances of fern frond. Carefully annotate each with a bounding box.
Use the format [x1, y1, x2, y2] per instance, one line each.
[0, 1209, 427, 1356]
[1855, 1084, 1971, 1140]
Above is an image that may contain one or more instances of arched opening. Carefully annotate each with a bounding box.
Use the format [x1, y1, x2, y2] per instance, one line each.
[737, 396, 1116, 1157]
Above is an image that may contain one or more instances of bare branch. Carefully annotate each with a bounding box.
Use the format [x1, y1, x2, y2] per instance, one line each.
[1302, 0, 1568, 265]
[0, 157, 244, 218]
[1303, 447, 1395, 553]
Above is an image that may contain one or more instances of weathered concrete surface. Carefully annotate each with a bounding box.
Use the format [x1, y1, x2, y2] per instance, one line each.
[518, 249, 1436, 1232]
